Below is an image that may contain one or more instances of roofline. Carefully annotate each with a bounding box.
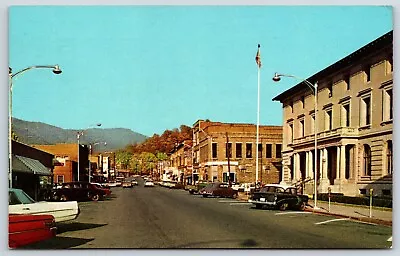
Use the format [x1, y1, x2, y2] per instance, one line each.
[272, 30, 393, 102]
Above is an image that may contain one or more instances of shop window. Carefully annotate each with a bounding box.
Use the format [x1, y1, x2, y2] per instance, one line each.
[275, 144, 282, 158]
[246, 143, 252, 158]
[212, 143, 218, 159]
[235, 143, 242, 158]
[266, 144, 272, 158]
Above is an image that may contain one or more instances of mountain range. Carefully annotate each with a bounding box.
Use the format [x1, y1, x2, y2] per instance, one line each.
[12, 117, 148, 152]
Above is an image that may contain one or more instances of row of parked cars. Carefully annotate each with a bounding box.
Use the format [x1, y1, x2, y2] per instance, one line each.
[183, 181, 309, 211]
[8, 181, 120, 248]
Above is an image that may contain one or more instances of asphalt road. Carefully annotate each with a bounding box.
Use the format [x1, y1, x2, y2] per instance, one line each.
[24, 178, 392, 249]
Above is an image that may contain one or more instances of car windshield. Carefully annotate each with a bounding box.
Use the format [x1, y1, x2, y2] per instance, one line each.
[9, 189, 35, 205]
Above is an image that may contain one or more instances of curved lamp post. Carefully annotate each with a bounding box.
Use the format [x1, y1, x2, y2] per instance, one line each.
[8, 65, 62, 188]
[272, 72, 319, 210]
[77, 123, 102, 182]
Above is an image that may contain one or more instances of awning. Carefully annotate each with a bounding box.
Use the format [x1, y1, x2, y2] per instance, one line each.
[12, 155, 52, 176]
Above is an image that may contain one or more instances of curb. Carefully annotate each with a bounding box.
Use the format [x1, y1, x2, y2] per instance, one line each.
[304, 207, 392, 227]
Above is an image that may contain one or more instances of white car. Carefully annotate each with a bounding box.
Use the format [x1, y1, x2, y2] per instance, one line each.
[9, 188, 80, 223]
[144, 180, 154, 187]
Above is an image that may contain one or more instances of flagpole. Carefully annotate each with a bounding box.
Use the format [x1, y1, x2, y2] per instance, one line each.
[255, 44, 261, 185]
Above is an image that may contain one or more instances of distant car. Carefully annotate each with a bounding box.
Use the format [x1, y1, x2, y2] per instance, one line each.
[53, 181, 111, 202]
[9, 213, 56, 249]
[122, 181, 133, 188]
[9, 189, 79, 223]
[144, 180, 154, 187]
[248, 184, 309, 211]
[199, 182, 238, 199]
[131, 180, 138, 186]
[186, 181, 212, 194]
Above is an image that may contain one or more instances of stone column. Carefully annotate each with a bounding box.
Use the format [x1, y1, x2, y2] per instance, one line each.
[292, 153, 297, 182]
[340, 145, 346, 182]
[334, 146, 341, 185]
[305, 151, 309, 178]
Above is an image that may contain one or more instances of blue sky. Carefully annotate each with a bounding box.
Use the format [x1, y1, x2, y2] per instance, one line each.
[9, 6, 392, 137]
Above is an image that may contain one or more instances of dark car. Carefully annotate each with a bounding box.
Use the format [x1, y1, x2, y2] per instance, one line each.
[186, 181, 212, 194]
[199, 182, 238, 199]
[248, 184, 309, 211]
[53, 181, 111, 202]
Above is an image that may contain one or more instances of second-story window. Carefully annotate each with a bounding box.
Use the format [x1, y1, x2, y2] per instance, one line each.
[382, 88, 393, 122]
[246, 143, 252, 158]
[288, 123, 294, 144]
[266, 144, 272, 158]
[236, 143, 242, 158]
[212, 143, 218, 159]
[342, 103, 350, 127]
[360, 95, 371, 126]
[325, 109, 332, 131]
[257, 143, 262, 158]
[226, 142, 232, 158]
[275, 144, 282, 158]
[300, 119, 305, 137]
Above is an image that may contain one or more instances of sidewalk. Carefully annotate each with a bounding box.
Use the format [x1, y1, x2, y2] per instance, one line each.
[305, 200, 392, 226]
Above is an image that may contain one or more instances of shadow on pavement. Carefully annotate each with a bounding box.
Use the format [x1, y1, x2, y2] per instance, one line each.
[167, 238, 259, 248]
[19, 236, 95, 249]
[57, 222, 107, 234]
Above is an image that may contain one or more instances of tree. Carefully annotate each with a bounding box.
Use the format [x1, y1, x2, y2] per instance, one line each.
[116, 150, 132, 169]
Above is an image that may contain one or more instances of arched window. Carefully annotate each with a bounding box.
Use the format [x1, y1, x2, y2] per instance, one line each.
[363, 144, 372, 176]
[387, 140, 393, 175]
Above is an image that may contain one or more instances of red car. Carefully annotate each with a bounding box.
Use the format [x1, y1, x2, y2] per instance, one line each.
[199, 182, 238, 199]
[9, 214, 56, 248]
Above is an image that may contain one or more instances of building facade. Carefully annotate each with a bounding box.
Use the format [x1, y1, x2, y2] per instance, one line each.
[192, 120, 283, 184]
[170, 140, 193, 184]
[273, 31, 393, 197]
[32, 143, 89, 183]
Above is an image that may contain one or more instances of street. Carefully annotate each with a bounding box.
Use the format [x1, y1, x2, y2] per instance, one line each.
[24, 178, 392, 249]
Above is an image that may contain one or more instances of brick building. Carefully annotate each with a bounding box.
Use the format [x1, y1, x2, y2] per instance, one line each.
[170, 139, 193, 184]
[272, 31, 393, 197]
[192, 120, 283, 184]
[32, 143, 89, 183]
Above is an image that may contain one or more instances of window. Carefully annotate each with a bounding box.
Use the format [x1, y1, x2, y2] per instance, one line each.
[344, 75, 350, 90]
[387, 57, 393, 74]
[225, 142, 232, 158]
[266, 144, 272, 158]
[365, 66, 371, 82]
[325, 109, 332, 131]
[342, 104, 350, 127]
[235, 143, 242, 158]
[288, 123, 294, 143]
[361, 96, 371, 126]
[311, 113, 315, 134]
[328, 83, 332, 97]
[57, 175, 64, 184]
[299, 119, 305, 137]
[276, 144, 282, 158]
[212, 143, 218, 159]
[257, 143, 262, 158]
[387, 140, 393, 175]
[246, 143, 252, 158]
[363, 144, 372, 176]
[383, 88, 393, 121]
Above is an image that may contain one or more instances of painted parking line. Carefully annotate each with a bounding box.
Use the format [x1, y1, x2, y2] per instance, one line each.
[229, 203, 252, 206]
[218, 200, 240, 203]
[315, 218, 350, 225]
[275, 211, 312, 215]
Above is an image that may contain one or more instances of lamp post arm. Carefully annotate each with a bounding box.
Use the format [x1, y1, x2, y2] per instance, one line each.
[277, 73, 317, 94]
[10, 65, 60, 79]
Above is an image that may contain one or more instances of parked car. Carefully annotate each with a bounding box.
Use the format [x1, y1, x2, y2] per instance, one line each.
[199, 182, 238, 198]
[186, 181, 212, 194]
[131, 179, 138, 186]
[122, 181, 133, 188]
[248, 184, 309, 211]
[9, 188, 80, 223]
[9, 213, 57, 249]
[53, 181, 111, 202]
[144, 180, 155, 187]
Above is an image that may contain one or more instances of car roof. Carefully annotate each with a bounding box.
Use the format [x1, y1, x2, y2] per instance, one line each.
[263, 184, 296, 190]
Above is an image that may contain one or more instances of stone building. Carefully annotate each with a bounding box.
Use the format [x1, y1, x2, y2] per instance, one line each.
[192, 120, 283, 184]
[272, 31, 393, 197]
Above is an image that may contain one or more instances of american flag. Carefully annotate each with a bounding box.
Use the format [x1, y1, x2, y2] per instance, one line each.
[255, 44, 261, 68]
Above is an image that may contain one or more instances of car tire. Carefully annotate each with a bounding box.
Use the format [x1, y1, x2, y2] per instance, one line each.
[91, 194, 100, 201]
[60, 194, 67, 201]
[202, 194, 208, 198]
[298, 202, 306, 211]
[232, 193, 238, 199]
[279, 202, 289, 211]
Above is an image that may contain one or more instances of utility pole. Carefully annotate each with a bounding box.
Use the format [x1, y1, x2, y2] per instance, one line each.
[226, 132, 231, 187]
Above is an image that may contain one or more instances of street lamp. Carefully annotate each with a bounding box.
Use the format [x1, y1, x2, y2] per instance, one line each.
[77, 123, 102, 182]
[272, 72, 319, 210]
[88, 142, 107, 183]
[8, 65, 62, 188]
